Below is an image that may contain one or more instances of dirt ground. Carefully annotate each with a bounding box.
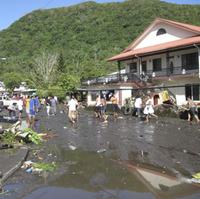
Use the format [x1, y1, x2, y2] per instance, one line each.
[1, 106, 200, 199]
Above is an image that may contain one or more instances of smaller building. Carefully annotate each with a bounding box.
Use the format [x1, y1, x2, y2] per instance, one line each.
[13, 82, 37, 97]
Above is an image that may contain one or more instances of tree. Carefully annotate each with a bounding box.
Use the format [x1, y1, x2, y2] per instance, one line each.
[58, 74, 80, 92]
[57, 52, 65, 73]
[32, 51, 59, 87]
[1, 72, 23, 90]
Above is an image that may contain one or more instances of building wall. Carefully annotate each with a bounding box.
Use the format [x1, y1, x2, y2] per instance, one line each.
[86, 89, 132, 107]
[121, 88, 132, 106]
[168, 87, 186, 106]
[135, 23, 196, 49]
[123, 48, 198, 74]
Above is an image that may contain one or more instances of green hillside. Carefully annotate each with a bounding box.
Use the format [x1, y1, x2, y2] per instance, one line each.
[0, 0, 200, 92]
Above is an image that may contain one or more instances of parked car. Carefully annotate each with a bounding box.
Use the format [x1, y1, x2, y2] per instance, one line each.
[0, 96, 20, 108]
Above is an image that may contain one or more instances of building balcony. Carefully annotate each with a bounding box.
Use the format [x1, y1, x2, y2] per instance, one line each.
[81, 72, 145, 86]
[81, 66, 199, 86]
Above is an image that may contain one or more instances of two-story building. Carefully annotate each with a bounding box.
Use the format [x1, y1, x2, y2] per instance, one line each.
[81, 18, 200, 106]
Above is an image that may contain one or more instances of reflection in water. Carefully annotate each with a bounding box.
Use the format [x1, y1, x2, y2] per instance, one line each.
[21, 187, 156, 199]
[135, 123, 155, 143]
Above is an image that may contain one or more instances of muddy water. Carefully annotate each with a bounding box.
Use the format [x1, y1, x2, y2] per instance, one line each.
[1, 109, 200, 199]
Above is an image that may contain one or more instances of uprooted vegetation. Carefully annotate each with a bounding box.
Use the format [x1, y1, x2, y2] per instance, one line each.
[0, 122, 43, 149]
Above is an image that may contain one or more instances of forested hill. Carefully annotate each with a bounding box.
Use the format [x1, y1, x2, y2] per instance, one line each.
[0, 0, 200, 82]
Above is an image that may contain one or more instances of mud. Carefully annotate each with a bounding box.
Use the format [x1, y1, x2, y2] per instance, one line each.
[1, 107, 200, 199]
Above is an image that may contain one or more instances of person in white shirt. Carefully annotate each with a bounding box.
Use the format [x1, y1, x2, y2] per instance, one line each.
[18, 97, 24, 122]
[143, 96, 158, 122]
[134, 95, 143, 117]
[67, 95, 78, 123]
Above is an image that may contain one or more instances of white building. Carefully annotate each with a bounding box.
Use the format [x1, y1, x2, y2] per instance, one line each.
[81, 18, 200, 106]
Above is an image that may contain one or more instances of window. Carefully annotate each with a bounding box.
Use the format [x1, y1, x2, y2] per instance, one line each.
[153, 58, 162, 72]
[91, 92, 98, 101]
[156, 28, 167, 36]
[129, 62, 137, 73]
[185, 84, 200, 100]
[142, 61, 147, 72]
[182, 52, 198, 70]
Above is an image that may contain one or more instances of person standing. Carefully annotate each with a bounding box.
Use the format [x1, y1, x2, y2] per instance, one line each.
[25, 96, 30, 127]
[134, 95, 143, 118]
[18, 97, 24, 123]
[110, 93, 118, 118]
[45, 96, 51, 116]
[143, 96, 158, 122]
[35, 95, 40, 112]
[29, 95, 36, 129]
[101, 95, 108, 123]
[95, 94, 101, 118]
[187, 97, 199, 123]
[50, 96, 57, 115]
[67, 95, 78, 124]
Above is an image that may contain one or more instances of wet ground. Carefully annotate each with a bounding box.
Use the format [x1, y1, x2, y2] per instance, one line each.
[1, 106, 200, 199]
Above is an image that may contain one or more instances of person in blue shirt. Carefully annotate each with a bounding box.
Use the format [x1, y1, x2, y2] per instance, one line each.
[29, 95, 36, 129]
[35, 95, 40, 112]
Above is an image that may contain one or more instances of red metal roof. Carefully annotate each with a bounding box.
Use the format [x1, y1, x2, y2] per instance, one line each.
[108, 36, 200, 61]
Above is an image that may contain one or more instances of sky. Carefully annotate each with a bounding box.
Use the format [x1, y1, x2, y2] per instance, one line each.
[0, 0, 199, 31]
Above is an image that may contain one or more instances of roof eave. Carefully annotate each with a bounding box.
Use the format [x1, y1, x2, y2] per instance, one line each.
[108, 43, 199, 62]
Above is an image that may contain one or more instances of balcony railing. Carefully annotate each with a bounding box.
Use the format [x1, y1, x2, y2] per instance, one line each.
[145, 66, 199, 77]
[81, 66, 199, 86]
[82, 72, 144, 85]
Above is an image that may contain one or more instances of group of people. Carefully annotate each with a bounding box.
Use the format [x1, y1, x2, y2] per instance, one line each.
[24, 94, 41, 129]
[94, 92, 158, 123]
[4, 92, 199, 130]
[5, 93, 80, 128]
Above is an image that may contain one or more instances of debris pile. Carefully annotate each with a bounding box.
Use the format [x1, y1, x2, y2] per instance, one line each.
[21, 160, 56, 175]
[0, 121, 43, 149]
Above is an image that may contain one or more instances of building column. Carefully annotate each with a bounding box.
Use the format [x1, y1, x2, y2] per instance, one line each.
[194, 44, 200, 78]
[166, 52, 170, 76]
[198, 47, 200, 79]
[139, 58, 142, 75]
[117, 61, 121, 81]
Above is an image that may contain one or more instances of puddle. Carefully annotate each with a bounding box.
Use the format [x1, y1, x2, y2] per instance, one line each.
[2, 148, 200, 199]
[21, 187, 156, 199]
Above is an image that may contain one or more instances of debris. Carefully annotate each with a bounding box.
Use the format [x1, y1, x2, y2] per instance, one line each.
[68, 144, 77, 151]
[1, 122, 43, 145]
[26, 168, 33, 173]
[97, 149, 106, 153]
[192, 172, 200, 179]
[21, 160, 34, 169]
[183, 149, 187, 153]
[32, 162, 56, 172]
[22, 161, 56, 174]
[138, 135, 143, 138]
[63, 126, 67, 129]
[39, 132, 57, 140]
[187, 178, 200, 184]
